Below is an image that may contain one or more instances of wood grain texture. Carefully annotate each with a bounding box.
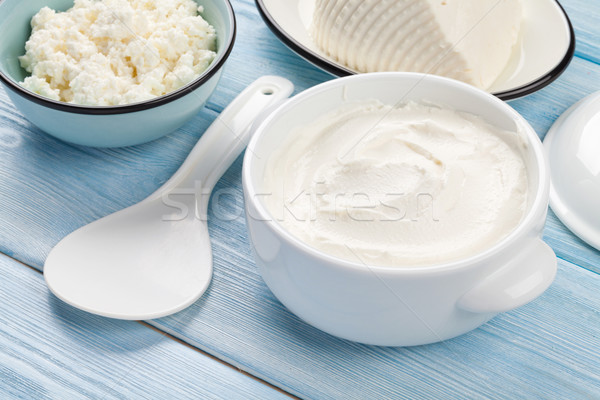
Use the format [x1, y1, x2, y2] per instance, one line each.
[153, 251, 600, 399]
[0, 255, 289, 399]
[560, 0, 600, 65]
[0, 0, 598, 399]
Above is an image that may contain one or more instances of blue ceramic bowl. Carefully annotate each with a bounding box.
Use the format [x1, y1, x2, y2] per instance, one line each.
[0, 0, 235, 147]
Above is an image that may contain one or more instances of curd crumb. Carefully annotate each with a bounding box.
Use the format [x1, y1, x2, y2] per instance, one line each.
[19, 0, 217, 106]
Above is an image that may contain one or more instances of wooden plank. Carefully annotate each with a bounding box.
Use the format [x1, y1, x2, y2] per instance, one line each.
[0, 0, 598, 399]
[559, 0, 600, 65]
[0, 255, 289, 399]
[151, 253, 600, 399]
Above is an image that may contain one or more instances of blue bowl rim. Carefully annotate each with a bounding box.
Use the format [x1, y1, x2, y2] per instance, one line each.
[0, 0, 236, 115]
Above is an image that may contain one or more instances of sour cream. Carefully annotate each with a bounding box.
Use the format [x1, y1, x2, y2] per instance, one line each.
[263, 101, 528, 267]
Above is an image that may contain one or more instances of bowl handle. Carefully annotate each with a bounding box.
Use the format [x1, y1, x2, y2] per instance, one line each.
[457, 239, 557, 313]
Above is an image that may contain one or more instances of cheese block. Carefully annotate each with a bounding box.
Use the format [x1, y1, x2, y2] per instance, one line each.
[311, 0, 522, 90]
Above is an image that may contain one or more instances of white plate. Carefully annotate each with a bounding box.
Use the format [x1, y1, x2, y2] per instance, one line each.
[256, 0, 575, 100]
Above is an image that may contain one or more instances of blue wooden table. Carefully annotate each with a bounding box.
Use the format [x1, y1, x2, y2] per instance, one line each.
[1, 0, 599, 398]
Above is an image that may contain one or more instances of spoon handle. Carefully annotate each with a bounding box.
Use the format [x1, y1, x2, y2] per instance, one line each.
[149, 76, 294, 199]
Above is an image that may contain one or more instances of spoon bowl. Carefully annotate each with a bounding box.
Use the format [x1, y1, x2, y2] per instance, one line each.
[44, 76, 294, 319]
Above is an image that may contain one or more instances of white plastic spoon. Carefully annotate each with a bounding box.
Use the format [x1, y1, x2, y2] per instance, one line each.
[44, 76, 294, 320]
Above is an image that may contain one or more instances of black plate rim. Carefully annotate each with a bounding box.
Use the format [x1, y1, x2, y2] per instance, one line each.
[255, 0, 576, 101]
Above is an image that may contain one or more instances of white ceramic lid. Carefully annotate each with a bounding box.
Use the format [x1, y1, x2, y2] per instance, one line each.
[544, 91, 600, 250]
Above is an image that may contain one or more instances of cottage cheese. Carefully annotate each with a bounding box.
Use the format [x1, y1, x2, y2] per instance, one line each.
[311, 0, 522, 90]
[19, 0, 217, 106]
[264, 101, 528, 267]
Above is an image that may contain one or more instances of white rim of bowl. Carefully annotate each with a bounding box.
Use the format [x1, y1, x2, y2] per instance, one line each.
[243, 72, 550, 276]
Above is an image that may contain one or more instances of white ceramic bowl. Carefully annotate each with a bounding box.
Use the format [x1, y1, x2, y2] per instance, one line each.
[242, 73, 557, 347]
